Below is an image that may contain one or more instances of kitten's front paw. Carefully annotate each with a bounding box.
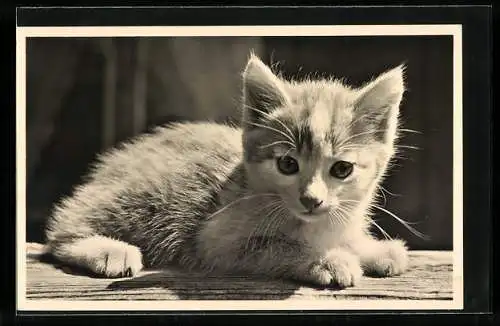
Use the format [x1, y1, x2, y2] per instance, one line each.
[303, 249, 362, 289]
[90, 242, 143, 278]
[363, 239, 409, 277]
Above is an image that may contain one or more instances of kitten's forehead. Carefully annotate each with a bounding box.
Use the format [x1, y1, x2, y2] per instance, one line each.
[287, 82, 356, 154]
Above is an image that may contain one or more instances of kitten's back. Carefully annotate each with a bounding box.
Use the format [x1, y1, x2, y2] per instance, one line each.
[46, 122, 244, 267]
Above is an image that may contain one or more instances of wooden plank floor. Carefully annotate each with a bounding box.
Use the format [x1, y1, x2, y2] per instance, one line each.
[25, 243, 453, 300]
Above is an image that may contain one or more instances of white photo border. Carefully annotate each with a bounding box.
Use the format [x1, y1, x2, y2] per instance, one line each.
[16, 24, 463, 311]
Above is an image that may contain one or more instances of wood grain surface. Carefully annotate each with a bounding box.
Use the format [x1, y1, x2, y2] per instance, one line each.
[25, 243, 453, 301]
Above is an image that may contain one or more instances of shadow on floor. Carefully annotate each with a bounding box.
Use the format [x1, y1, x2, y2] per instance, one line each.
[106, 269, 303, 300]
[29, 246, 362, 300]
[30, 251, 301, 299]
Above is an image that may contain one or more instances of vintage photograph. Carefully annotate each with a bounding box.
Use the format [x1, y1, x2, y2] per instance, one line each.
[17, 25, 463, 310]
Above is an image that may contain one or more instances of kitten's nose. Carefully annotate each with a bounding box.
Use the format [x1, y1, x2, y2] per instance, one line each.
[300, 196, 323, 211]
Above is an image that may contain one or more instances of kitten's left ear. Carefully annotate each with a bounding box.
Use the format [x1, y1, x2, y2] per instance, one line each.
[241, 54, 290, 128]
[354, 65, 406, 145]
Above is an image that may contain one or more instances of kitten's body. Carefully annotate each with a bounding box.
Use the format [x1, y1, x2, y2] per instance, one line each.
[45, 55, 409, 287]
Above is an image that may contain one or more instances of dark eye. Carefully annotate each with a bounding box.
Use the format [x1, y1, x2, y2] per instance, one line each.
[277, 156, 299, 175]
[330, 161, 354, 179]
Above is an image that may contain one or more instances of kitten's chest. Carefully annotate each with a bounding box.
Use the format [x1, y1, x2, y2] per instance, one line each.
[291, 221, 352, 254]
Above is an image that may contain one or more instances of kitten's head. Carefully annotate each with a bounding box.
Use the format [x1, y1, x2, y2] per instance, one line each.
[241, 54, 405, 224]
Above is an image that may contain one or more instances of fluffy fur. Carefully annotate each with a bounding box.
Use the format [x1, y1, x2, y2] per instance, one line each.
[45, 54, 409, 288]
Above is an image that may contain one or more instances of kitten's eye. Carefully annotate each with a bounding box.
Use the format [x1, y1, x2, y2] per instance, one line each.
[330, 161, 354, 179]
[277, 156, 299, 175]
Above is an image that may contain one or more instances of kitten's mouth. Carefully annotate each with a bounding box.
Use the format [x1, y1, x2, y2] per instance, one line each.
[295, 208, 330, 222]
[301, 206, 330, 215]
[301, 210, 324, 216]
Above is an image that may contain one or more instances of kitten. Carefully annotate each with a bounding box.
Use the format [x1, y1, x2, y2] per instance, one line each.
[45, 54, 409, 288]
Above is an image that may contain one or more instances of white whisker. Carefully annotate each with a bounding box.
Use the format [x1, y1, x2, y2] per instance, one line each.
[335, 129, 388, 148]
[346, 112, 372, 130]
[376, 185, 388, 206]
[259, 140, 296, 150]
[245, 120, 296, 145]
[338, 199, 428, 240]
[369, 203, 429, 240]
[398, 128, 423, 134]
[207, 193, 279, 220]
[331, 210, 346, 228]
[243, 104, 297, 144]
[245, 200, 281, 251]
[250, 199, 285, 250]
[378, 185, 401, 197]
[270, 207, 288, 240]
[395, 145, 421, 150]
[369, 219, 393, 240]
[258, 203, 285, 249]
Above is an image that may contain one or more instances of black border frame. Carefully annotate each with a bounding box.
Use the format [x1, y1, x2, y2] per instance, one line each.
[5, 5, 494, 325]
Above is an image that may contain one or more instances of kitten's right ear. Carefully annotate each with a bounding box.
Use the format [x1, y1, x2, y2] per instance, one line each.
[354, 65, 406, 145]
[242, 54, 290, 126]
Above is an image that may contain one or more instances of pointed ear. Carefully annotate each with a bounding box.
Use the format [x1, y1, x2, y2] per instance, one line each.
[242, 54, 290, 127]
[354, 65, 406, 145]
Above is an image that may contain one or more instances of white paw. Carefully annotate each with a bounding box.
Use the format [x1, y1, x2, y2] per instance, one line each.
[363, 239, 409, 277]
[304, 249, 363, 288]
[89, 242, 143, 278]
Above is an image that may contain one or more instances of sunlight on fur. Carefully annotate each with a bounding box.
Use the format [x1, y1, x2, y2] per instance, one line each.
[45, 54, 420, 288]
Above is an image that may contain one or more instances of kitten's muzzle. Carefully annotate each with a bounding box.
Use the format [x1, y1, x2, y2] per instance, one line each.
[299, 195, 324, 213]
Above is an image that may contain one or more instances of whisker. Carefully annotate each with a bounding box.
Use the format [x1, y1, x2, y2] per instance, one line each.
[243, 104, 296, 141]
[369, 219, 393, 240]
[243, 104, 297, 144]
[255, 199, 282, 216]
[334, 142, 421, 154]
[252, 198, 281, 222]
[337, 209, 351, 228]
[376, 185, 388, 206]
[334, 127, 422, 150]
[328, 210, 341, 228]
[392, 155, 411, 161]
[207, 193, 279, 220]
[332, 205, 353, 228]
[335, 129, 389, 148]
[398, 128, 423, 134]
[326, 213, 336, 230]
[378, 185, 401, 197]
[245, 200, 280, 251]
[337, 200, 394, 241]
[265, 208, 288, 274]
[346, 113, 372, 130]
[257, 202, 285, 249]
[328, 207, 344, 226]
[395, 145, 421, 150]
[338, 196, 428, 240]
[338, 199, 362, 204]
[270, 206, 288, 241]
[333, 210, 348, 228]
[245, 120, 296, 145]
[259, 140, 296, 150]
[276, 147, 295, 160]
[368, 204, 430, 240]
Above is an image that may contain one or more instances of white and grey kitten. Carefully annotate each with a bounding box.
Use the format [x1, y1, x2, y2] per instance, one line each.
[45, 54, 409, 288]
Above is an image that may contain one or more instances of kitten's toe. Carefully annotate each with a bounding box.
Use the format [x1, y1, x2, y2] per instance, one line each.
[365, 258, 402, 277]
[306, 264, 334, 286]
[93, 243, 143, 278]
[304, 249, 362, 289]
[50, 236, 144, 278]
[363, 239, 409, 277]
[328, 262, 363, 288]
[322, 249, 363, 288]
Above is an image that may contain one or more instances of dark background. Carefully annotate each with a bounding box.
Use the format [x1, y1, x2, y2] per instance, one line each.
[25, 35, 454, 250]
